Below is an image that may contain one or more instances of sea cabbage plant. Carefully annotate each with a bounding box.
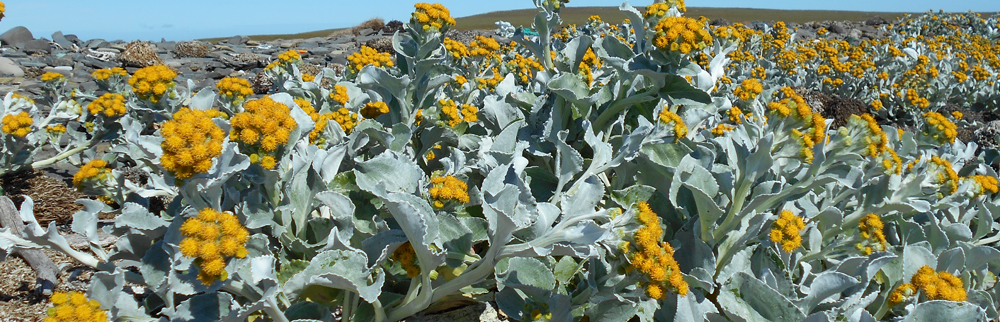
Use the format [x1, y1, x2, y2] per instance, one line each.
[0, 1, 999, 322]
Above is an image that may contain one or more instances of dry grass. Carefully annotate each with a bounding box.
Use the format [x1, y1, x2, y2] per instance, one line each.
[353, 18, 386, 35]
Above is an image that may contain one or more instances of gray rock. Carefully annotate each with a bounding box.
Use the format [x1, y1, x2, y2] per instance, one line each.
[309, 47, 332, 56]
[20, 61, 48, 68]
[0, 26, 34, 47]
[246, 40, 260, 46]
[795, 28, 816, 40]
[95, 47, 120, 53]
[848, 29, 863, 39]
[297, 42, 318, 49]
[227, 35, 249, 45]
[46, 56, 74, 67]
[0, 57, 25, 77]
[23, 39, 52, 54]
[356, 28, 376, 37]
[329, 54, 348, 66]
[4, 50, 27, 58]
[87, 39, 109, 49]
[81, 57, 115, 69]
[204, 71, 226, 79]
[79, 80, 98, 93]
[51, 31, 73, 50]
[330, 36, 355, 45]
[355, 35, 381, 43]
[279, 41, 298, 48]
[64, 34, 80, 44]
[829, 22, 846, 34]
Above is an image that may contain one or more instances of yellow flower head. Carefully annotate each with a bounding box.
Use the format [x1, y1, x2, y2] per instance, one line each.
[361, 101, 390, 120]
[215, 77, 254, 103]
[160, 108, 226, 179]
[411, 3, 456, 32]
[230, 96, 297, 166]
[658, 107, 687, 142]
[733, 79, 763, 101]
[346, 46, 394, 74]
[930, 156, 960, 195]
[969, 175, 999, 196]
[128, 65, 177, 103]
[623, 202, 688, 299]
[46, 124, 67, 136]
[330, 84, 349, 106]
[437, 99, 477, 128]
[909, 265, 967, 302]
[770, 210, 805, 252]
[922, 111, 957, 144]
[41, 72, 66, 82]
[46, 291, 108, 322]
[644, 0, 687, 20]
[309, 107, 358, 146]
[428, 174, 470, 208]
[392, 241, 421, 278]
[652, 16, 711, 54]
[1, 111, 33, 138]
[72, 159, 111, 188]
[179, 208, 250, 285]
[87, 93, 127, 118]
[91, 67, 128, 82]
[443, 37, 470, 60]
[856, 214, 887, 255]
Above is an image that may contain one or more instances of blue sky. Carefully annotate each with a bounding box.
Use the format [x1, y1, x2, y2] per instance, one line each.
[2, 0, 998, 41]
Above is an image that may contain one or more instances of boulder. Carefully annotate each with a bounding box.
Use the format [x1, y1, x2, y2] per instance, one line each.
[828, 22, 847, 34]
[0, 26, 34, 47]
[0, 57, 25, 77]
[51, 31, 73, 50]
[22, 39, 52, 54]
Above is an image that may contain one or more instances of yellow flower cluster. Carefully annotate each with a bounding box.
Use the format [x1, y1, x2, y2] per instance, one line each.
[0, 2, 5, 21]
[302, 73, 315, 82]
[1, 111, 32, 137]
[10, 93, 34, 105]
[733, 78, 763, 101]
[361, 101, 390, 119]
[851, 114, 888, 158]
[41, 72, 65, 82]
[643, 0, 686, 20]
[87, 93, 127, 118]
[652, 16, 711, 54]
[411, 3, 456, 32]
[46, 124, 66, 135]
[578, 47, 601, 85]
[392, 241, 421, 278]
[231, 97, 297, 169]
[711, 124, 734, 136]
[922, 111, 957, 144]
[45, 291, 107, 322]
[438, 99, 478, 127]
[508, 53, 545, 84]
[330, 84, 349, 105]
[428, 175, 470, 208]
[265, 50, 301, 70]
[469, 36, 501, 56]
[128, 65, 177, 103]
[728, 106, 744, 124]
[769, 210, 805, 253]
[72, 159, 111, 188]
[905, 88, 930, 108]
[871, 100, 883, 110]
[178, 208, 250, 285]
[215, 77, 254, 103]
[658, 108, 688, 142]
[160, 108, 226, 179]
[928, 156, 960, 195]
[891, 266, 967, 304]
[855, 214, 887, 255]
[969, 175, 999, 196]
[767, 87, 812, 120]
[476, 67, 504, 90]
[91, 67, 128, 81]
[624, 202, 688, 299]
[347, 46, 394, 74]
[443, 37, 469, 60]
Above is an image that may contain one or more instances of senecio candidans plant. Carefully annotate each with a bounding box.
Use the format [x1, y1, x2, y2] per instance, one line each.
[215, 77, 254, 104]
[160, 108, 225, 179]
[45, 291, 107, 322]
[6, 1, 1000, 321]
[178, 208, 250, 284]
[230, 96, 297, 169]
[87, 93, 127, 118]
[128, 65, 176, 103]
[1, 111, 32, 137]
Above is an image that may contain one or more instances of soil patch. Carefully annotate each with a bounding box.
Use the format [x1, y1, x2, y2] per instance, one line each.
[818, 94, 872, 128]
[0, 250, 94, 322]
[0, 169, 87, 225]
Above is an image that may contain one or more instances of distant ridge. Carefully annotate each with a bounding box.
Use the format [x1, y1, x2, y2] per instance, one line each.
[203, 6, 998, 42]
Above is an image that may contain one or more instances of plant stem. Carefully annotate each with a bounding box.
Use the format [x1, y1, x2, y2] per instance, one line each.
[592, 89, 656, 130]
[264, 296, 290, 322]
[30, 131, 101, 169]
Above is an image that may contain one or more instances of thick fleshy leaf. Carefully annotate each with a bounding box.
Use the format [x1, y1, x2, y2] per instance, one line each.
[283, 249, 385, 303]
